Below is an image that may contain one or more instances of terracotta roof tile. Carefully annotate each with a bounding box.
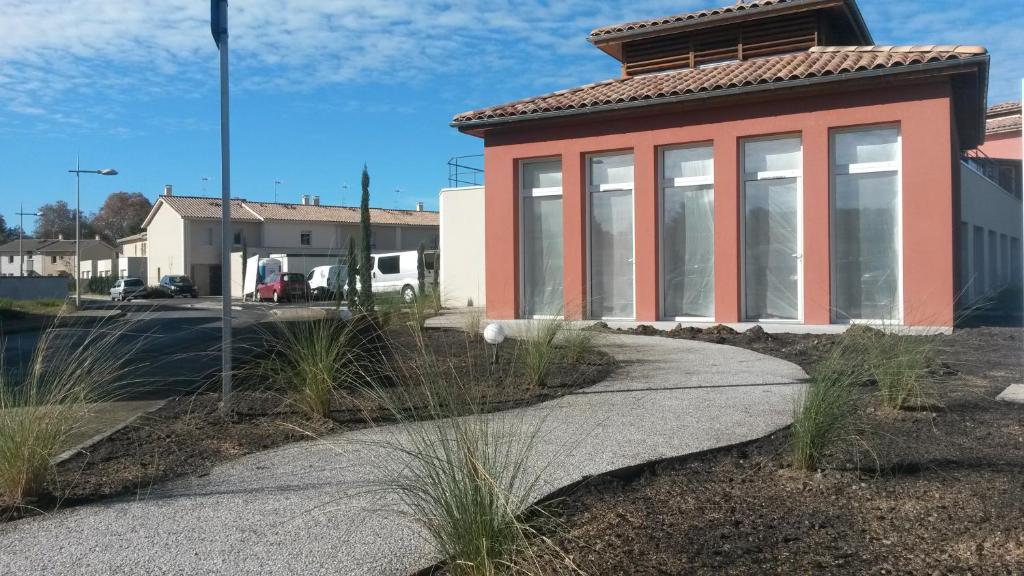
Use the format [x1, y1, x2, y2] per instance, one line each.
[158, 195, 260, 221]
[452, 46, 987, 126]
[986, 101, 1021, 135]
[153, 196, 438, 227]
[245, 202, 438, 226]
[590, 0, 796, 39]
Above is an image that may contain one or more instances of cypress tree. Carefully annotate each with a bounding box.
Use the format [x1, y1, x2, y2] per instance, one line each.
[357, 165, 374, 312]
[345, 235, 358, 307]
[416, 241, 426, 297]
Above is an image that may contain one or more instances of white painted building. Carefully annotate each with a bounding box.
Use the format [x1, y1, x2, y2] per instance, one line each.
[439, 186, 486, 308]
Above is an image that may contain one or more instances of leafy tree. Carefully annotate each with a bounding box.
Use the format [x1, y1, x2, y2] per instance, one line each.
[34, 200, 92, 240]
[91, 192, 152, 242]
[0, 214, 14, 244]
[357, 165, 374, 312]
[345, 236, 358, 305]
[417, 241, 426, 297]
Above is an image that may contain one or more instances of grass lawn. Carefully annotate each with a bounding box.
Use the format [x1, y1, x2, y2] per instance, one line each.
[0, 298, 66, 319]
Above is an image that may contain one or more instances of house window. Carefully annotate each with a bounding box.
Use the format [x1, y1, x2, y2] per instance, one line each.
[51, 256, 58, 264]
[300, 231, 312, 246]
[660, 144, 714, 319]
[588, 152, 635, 319]
[205, 227, 214, 246]
[831, 126, 901, 322]
[519, 159, 563, 317]
[233, 229, 243, 246]
[6, 256, 12, 263]
[742, 136, 802, 321]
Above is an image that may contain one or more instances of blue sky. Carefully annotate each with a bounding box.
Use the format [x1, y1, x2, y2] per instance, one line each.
[0, 0, 1021, 230]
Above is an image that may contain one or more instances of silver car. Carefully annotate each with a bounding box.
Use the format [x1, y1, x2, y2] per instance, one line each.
[110, 278, 147, 301]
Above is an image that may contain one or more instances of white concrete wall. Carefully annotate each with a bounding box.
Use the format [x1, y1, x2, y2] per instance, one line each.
[118, 256, 147, 280]
[147, 204, 186, 285]
[439, 186, 486, 308]
[120, 239, 146, 257]
[959, 162, 1024, 305]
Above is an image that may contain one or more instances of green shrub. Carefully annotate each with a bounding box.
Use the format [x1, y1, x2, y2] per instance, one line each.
[558, 323, 598, 365]
[520, 319, 562, 388]
[86, 276, 117, 295]
[250, 319, 375, 419]
[791, 334, 868, 471]
[352, 330, 558, 575]
[0, 312, 147, 505]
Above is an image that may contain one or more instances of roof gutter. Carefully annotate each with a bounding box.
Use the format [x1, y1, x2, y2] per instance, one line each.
[452, 56, 987, 132]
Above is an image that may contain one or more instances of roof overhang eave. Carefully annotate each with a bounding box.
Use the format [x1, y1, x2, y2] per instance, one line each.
[452, 56, 987, 135]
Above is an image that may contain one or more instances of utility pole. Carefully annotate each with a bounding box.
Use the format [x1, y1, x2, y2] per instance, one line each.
[212, 0, 233, 413]
[16, 204, 41, 277]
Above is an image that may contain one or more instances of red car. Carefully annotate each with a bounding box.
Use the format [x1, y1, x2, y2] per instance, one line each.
[257, 272, 310, 303]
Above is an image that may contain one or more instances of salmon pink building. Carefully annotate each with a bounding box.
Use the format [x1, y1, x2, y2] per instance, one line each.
[451, 0, 1018, 329]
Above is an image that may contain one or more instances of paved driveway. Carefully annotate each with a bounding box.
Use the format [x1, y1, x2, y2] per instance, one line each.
[0, 332, 806, 576]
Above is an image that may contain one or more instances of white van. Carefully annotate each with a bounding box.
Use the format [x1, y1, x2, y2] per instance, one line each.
[366, 250, 437, 302]
[306, 264, 346, 300]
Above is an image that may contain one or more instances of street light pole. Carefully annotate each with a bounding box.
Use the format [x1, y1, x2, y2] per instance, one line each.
[68, 159, 117, 307]
[212, 0, 233, 413]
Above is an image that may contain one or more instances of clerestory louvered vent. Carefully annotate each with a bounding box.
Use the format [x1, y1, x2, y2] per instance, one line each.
[622, 13, 819, 76]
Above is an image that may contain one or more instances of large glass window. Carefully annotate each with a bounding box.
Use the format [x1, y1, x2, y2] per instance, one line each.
[588, 153, 635, 319]
[520, 159, 563, 317]
[742, 137, 802, 321]
[661, 145, 714, 318]
[831, 127, 900, 322]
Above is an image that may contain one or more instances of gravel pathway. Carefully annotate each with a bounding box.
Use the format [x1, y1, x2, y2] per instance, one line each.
[0, 332, 806, 576]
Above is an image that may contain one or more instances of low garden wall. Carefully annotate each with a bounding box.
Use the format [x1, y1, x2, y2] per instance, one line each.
[0, 277, 69, 301]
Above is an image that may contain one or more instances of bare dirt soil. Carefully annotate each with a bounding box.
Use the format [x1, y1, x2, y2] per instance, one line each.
[534, 325, 1024, 575]
[5, 324, 613, 522]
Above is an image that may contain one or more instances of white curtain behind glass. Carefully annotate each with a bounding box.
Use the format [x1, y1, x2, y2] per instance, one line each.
[589, 153, 634, 319]
[743, 137, 801, 320]
[662, 145, 714, 318]
[831, 128, 899, 321]
[521, 160, 563, 317]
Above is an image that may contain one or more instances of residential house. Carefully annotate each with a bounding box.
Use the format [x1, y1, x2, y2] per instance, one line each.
[141, 188, 439, 296]
[115, 232, 149, 280]
[0, 236, 116, 278]
[451, 0, 1019, 330]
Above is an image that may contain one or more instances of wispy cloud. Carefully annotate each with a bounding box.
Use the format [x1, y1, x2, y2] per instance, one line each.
[0, 0, 1019, 134]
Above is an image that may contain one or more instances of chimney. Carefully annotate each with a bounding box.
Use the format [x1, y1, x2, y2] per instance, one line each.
[415, 201, 424, 212]
[301, 194, 310, 205]
[58, 233, 64, 241]
[95, 234, 101, 241]
[312, 195, 320, 206]
[163, 184, 173, 196]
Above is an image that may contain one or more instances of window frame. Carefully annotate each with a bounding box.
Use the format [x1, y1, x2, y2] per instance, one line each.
[658, 142, 715, 321]
[518, 157, 564, 319]
[586, 150, 637, 321]
[739, 134, 804, 323]
[300, 230, 312, 246]
[828, 124, 903, 324]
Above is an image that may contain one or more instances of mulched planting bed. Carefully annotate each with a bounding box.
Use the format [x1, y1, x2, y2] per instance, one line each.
[5, 324, 613, 523]
[532, 325, 1024, 575]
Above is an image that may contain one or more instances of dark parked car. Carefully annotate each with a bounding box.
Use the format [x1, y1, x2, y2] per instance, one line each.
[159, 275, 198, 298]
[257, 272, 309, 303]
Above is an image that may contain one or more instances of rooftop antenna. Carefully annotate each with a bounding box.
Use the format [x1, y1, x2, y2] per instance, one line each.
[201, 176, 210, 193]
[274, 179, 283, 202]
[394, 187, 402, 209]
[341, 183, 349, 207]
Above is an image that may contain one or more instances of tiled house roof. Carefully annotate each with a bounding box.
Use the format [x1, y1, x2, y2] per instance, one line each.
[0, 238, 115, 255]
[590, 0, 797, 38]
[452, 46, 987, 126]
[145, 195, 439, 228]
[244, 202, 439, 226]
[986, 101, 1021, 135]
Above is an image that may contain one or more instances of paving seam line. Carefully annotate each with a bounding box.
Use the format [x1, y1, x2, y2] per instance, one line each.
[53, 400, 167, 465]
